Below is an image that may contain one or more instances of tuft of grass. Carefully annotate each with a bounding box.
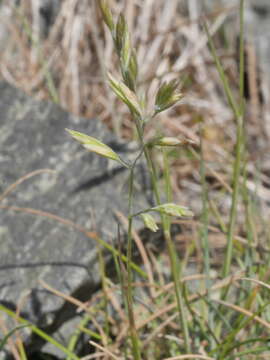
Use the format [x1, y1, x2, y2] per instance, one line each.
[67, 1, 195, 357]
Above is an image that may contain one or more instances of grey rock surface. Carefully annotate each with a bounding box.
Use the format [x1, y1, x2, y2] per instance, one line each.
[0, 81, 148, 337]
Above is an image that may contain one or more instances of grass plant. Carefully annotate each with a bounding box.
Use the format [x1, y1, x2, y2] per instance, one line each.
[2, 0, 270, 359]
[67, 3, 194, 356]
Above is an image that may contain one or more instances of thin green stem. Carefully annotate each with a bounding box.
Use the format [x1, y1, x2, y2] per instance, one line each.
[17, 340, 28, 360]
[204, 23, 240, 119]
[222, 0, 245, 279]
[125, 164, 141, 360]
[136, 120, 191, 352]
[134, 115, 191, 352]
[162, 149, 191, 352]
[162, 148, 172, 203]
[199, 134, 211, 292]
[239, 0, 245, 108]
[204, 3, 245, 280]
[126, 215, 141, 360]
[97, 243, 110, 339]
[199, 131, 214, 344]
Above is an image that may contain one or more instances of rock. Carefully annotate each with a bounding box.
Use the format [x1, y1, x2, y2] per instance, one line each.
[0, 81, 149, 356]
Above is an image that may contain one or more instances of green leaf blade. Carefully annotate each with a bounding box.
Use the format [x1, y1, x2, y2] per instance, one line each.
[154, 80, 183, 114]
[141, 213, 159, 232]
[151, 203, 193, 218]
[99, 0, 114, 32]
[66, 129, 125, 165]
[107, 72, 142, 116]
